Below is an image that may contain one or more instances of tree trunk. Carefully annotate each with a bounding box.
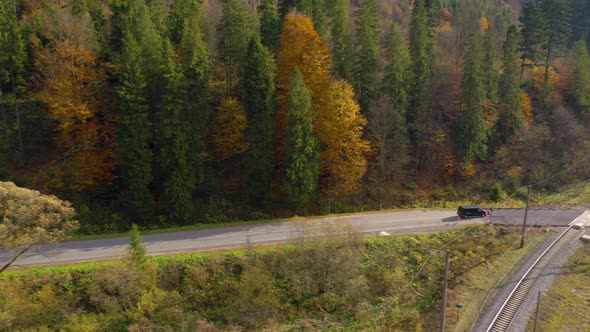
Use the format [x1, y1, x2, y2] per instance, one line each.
[544, 42, 552, 86]
[11, 73, 23, 154]
[0, 88, 7, 139]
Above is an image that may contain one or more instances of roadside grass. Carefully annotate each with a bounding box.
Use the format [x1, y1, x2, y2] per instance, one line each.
[525, 238, 590, 332]
[535, 180, 590, 207]
[444, 228, 553, 332]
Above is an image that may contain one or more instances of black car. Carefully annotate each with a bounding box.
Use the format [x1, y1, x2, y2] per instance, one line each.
[457, 206, 486, 219]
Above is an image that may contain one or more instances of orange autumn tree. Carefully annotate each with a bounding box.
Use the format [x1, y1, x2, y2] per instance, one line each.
[33, 38, 115, 191]
[319, 80, 370, 196]
[277, 12, 370, 197]
[211, 97, 249, 160]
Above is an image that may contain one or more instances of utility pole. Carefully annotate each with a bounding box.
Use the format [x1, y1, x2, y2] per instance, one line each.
[520, 185, 531, 249]
[533, 291, 541, 331]
[440, 250, 451, 332]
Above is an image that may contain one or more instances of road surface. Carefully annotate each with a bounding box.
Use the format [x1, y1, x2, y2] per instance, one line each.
[0, 208, 583, 268]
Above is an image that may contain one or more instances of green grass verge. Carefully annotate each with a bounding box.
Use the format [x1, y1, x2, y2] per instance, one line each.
[525, 238, 590, 331]
[446, 228, 552, 332]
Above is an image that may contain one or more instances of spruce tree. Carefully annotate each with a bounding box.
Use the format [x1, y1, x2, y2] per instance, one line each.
[498, 25, 523, 140]
[244, 37, 277, 206]
[540, 0, 572, 85]
[330, 0, 352, 81]
[0, 0, 26, 154]
[218, 0, 259, 94]
[181, 13, 210, 191]
[457, 31, 488, 165]
[382, 22, 412, 117]
[168, 0, 200, 44]
[409, 0, 434, 133]
[520, 1, 548, 78]
[258, 0, 281, 51]
[482, 23, 499, 103]
[159, 39, 194, 224]
[572, 40, 590, 114]
[354, 0, 380, 114]
[284, 69, 319, 211]
[117, 31, 155, 223]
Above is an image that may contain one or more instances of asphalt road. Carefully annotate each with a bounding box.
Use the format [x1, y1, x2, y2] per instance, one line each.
[0, 208, 584, 268]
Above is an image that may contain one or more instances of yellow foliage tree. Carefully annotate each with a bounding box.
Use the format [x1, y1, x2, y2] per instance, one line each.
[319, 80, 370, 196]
[33, 37, 116, 191]
[519, 91, 534, 123]
[276, 11, 331, 159]
[211, 97, 249, 160]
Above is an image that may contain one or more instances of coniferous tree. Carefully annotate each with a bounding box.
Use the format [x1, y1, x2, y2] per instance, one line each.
[181, 12, 210, 189]
[168, 0, 200, 44]
[409, 0, 434, 133]
[572, 40, 590, 114]
[540, 0, 572, 85]
[498, 25, 523, 141]
[117, 31, 155, 223]
[0, 0, 26, 154]
[244, 37, 277, 206]
[284, 69, 319, 211]
[382, 23, 412, 117]
[520, 1, 548, 79]
[159, 39, 194, 224]
[330, 0, 352, 81]
[354, 0, 380, 114]
[457, 31, 488, 165]
[258, 0, 281, 51]
[482, 22, 499, 103]
[218, 0, 259, 94]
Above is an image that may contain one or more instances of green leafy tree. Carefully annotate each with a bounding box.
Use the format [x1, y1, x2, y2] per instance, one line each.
[0, 182, 78, 274]
[117, 30, 155, 223]
[354, 0, 380, 114]
[572, 40, 590, 114]
[218, 0, 259, 94]
[0, 0, 26, 154]
[457, 31, 488, 165]
[284, 69, 319, 211]
[159, 40, 194, 224]
[382, 22, 412, 117]
[498, 25, 523, 140]
[180, 13, 210, 189]
[330, 0, 352, 81]
[482, 23, 499, 103]
[258, 0, 281, 51]
[244, 37, 277, 206]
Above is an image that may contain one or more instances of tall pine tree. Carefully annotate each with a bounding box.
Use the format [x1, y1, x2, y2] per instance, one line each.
[520, 1, 547, 79]
[482, 20, 499, 103]
[117, 31, 155, 223]
[284, 69, 319, 211]
[258, 0, 280, 51]
[382, 22, 412, 117]
[572, 40, 590, 114]
[540, 0, 572, 85]
[159, 39, 194, 224]
[0, 0, 26, 154]
[498, 25, 523, 141]
[330, 0, 352, 81]
[180, 12, 210, 191]
[244, 37, 277, 206]
[457, 31, 488, 165]
[354, 0, 380, 114]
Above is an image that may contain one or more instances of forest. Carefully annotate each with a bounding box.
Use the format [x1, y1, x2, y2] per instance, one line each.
[1, 0, 589, 232]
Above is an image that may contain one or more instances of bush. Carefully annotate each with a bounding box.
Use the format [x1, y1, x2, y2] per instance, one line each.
[490, 182, 506, 202]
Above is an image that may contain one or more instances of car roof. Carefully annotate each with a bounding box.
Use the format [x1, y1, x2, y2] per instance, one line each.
[458, 205, 481, 209]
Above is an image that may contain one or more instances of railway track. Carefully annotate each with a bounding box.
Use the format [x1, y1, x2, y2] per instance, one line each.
[485, 211, 589, 332]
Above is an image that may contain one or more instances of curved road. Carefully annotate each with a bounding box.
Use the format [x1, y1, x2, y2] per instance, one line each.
[0, 208, 583, 268]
